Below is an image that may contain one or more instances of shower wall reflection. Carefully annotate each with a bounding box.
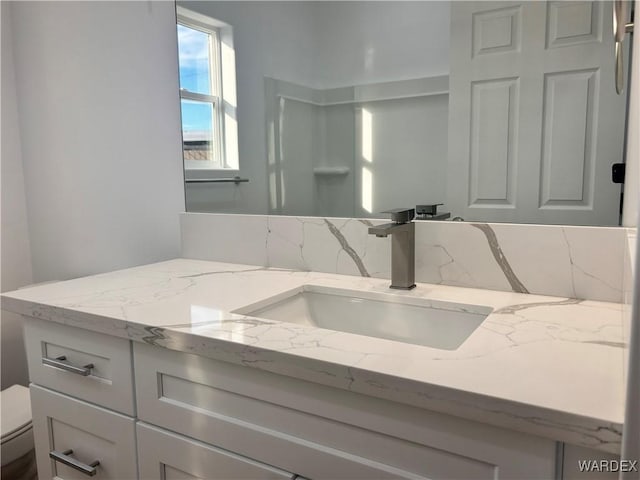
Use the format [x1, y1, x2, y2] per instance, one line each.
[266, 77, 449, 218]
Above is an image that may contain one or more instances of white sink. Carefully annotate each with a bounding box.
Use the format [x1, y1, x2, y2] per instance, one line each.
[235, 285, 492, 350]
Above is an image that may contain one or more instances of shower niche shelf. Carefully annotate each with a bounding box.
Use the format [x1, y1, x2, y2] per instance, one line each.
[313, 167, 350, 176]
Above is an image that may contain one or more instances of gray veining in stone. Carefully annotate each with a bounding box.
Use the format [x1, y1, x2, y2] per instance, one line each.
[142, 326, 168, 345]
[179, 267, 268, 278]
[324, 218, 370, 277]
[562, 228, 622, 298]
[493, 298, 583, 315]
[471, 223, 529, 294]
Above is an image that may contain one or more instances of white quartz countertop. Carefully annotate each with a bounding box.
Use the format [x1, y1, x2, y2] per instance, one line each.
[1, 259, 628, 453]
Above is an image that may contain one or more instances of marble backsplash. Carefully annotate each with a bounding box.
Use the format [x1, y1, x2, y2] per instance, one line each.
[181, 213, 630, 303]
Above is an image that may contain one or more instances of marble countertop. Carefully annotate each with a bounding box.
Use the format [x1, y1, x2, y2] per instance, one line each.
[1, 259, 628, 453]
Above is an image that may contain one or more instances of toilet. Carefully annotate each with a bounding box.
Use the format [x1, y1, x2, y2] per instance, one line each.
[1, 385, 36, 479]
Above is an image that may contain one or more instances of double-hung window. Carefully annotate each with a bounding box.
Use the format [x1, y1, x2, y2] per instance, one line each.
[177, 8, 238, 171]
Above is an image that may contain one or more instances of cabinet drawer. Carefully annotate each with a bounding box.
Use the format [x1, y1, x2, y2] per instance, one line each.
[30, 385, 137, 480]
[134, 343, 557, 479]
[137, 422, 295, 480]
[24, 317, 134, 415]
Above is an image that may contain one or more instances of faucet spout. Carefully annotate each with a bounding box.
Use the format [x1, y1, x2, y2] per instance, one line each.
[367, 222, 401, 237]
[368, 210, 416, 290]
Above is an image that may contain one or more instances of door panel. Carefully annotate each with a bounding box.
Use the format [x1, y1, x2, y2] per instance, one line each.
[448, 0, 627, 226]
[540, 69, 597, 206]
[469, 77, 519, 207]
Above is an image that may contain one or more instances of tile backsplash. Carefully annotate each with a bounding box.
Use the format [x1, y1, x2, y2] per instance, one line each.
[181, 213, 629, 303]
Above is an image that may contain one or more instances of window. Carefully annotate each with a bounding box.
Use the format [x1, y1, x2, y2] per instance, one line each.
[177, 8, 238, 171]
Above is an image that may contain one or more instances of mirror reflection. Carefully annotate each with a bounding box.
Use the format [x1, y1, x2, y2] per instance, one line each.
[177, 1, 632, 226]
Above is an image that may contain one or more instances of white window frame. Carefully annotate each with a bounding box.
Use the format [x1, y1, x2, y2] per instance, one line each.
[177, 8, 237, 172]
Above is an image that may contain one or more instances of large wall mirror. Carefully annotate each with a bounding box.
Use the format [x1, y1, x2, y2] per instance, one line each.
[177, 1, 634, 226]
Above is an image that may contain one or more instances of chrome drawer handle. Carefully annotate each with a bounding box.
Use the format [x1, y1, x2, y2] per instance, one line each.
[42, 355, 94, 376]
[49, 449, 100, 476]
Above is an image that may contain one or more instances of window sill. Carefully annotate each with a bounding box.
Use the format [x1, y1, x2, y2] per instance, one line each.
[184, 168, 241, 183]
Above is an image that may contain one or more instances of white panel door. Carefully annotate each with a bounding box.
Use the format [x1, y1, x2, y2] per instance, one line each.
[447, 1, 627, 225]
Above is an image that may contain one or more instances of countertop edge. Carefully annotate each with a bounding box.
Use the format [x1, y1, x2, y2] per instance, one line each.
[1, 293, 623, 455]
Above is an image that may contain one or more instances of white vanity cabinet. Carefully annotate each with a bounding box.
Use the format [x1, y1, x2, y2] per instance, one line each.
[133, 343, 558, 480]
[23, 318, 138, 479]
[21, 316, 616, 480]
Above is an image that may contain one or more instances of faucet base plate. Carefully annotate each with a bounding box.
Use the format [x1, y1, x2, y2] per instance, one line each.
[389, 284, 416, 290]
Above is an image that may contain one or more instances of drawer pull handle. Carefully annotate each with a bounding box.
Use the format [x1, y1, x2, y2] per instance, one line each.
[49, 449, 100, 476]
[42, 355, 94, 376]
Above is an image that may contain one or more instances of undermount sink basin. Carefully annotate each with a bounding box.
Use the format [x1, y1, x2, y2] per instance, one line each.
[235, 285, 492, 350]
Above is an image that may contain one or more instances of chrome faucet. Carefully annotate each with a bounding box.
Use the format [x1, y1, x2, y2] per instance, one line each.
[368, 208, 416, 290]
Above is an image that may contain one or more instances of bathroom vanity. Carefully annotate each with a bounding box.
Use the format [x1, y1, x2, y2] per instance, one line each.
[1, 258, 626, 479]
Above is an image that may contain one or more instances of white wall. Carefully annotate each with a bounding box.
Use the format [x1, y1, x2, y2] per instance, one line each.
[354, 95, 449, 217]
[10, 1, 185, 283]
[1, 2, 32, 389]
[312, 2, 450, 88]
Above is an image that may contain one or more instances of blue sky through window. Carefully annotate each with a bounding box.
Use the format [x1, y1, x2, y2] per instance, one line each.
[180, 100, 213, 136]
[177, 24, 213, 134]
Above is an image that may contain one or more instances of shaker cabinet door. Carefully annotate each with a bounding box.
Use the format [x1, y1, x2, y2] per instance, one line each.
[24, 317, 135, 415]
[30, 385, 137, 480]
[137, 423, 295, 480]
[134, 343, 557, 480]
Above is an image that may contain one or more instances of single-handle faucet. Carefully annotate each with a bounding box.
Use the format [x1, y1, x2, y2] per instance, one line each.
[368, 208, 416, 290]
